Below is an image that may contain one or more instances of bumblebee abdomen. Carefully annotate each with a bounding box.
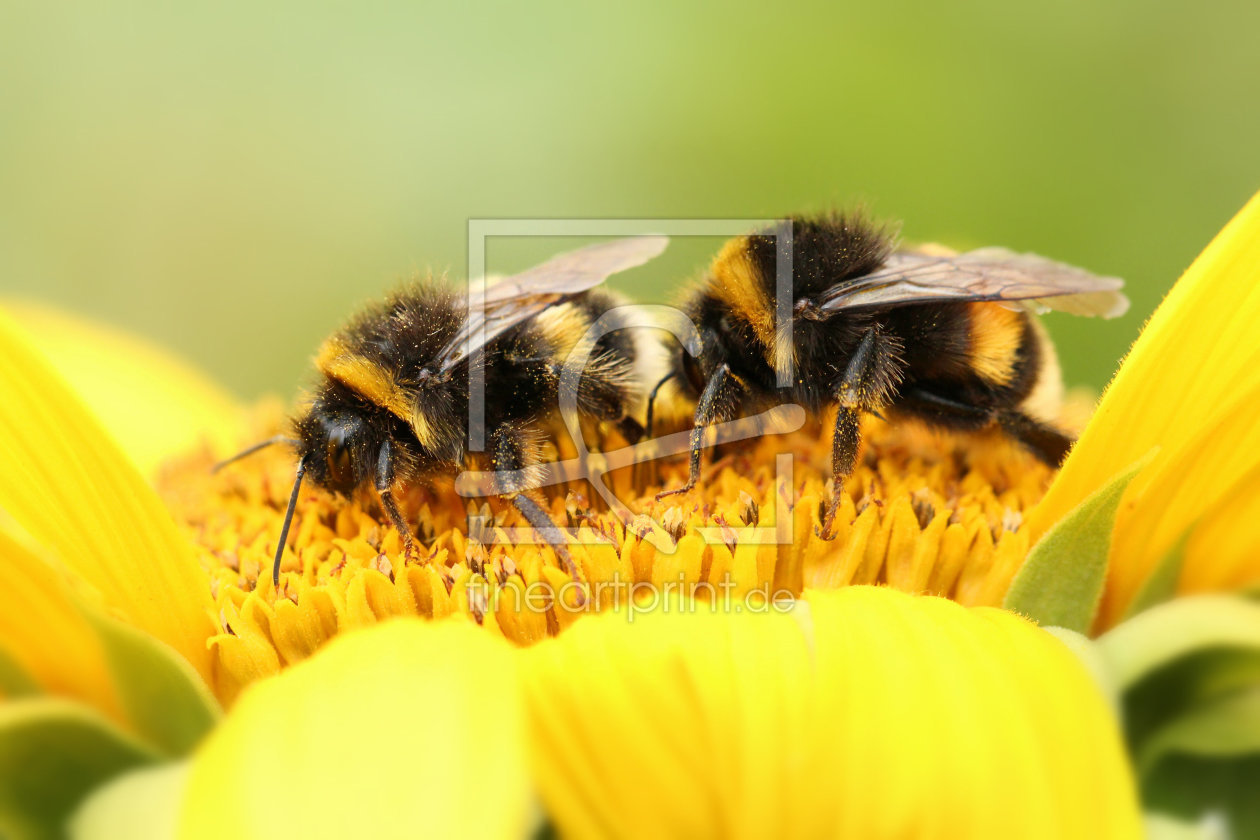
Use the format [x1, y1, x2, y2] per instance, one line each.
[1016, 316, 1064, 425]
[962, 303, 1062, 418]
[530, 289, 650, 424]
[964, 302, 1027, 388]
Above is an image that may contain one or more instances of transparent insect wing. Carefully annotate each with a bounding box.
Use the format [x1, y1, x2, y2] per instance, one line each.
[816, 247, 1128, 318]
[439, 235, 669, 370]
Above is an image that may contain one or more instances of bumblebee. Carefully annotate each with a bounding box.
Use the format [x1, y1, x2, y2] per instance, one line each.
[222, 237, 667, 586]
[657, 213, 1128, 536]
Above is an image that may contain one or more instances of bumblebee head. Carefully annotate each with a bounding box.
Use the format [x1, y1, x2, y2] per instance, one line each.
[677, 291, 751, 397]
[680, 339, 710, 396]
[290, 380, 392, 496]
[293, 409, 372, 495]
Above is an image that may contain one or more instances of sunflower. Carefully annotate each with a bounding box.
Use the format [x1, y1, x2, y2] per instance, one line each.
[3, 195, 1260, 839]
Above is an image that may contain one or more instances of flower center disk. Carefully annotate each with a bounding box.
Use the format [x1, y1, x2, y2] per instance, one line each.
[159, 405, 1061, 702]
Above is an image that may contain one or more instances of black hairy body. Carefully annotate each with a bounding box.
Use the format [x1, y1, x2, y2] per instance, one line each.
[227, 235, 671, 588]
[663, 214, 1126, 535]
[296, 283, 644, 562]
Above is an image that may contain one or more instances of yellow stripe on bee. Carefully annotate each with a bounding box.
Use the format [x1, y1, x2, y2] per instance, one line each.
[966, 302, 1024, 387]
[710, 238, 778, 354]
[1019, 317, 1064, 424]
[533, 303, 589, 357]
[316, 336, 438, 447]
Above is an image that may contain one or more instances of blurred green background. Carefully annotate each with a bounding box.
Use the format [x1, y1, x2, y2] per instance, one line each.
[3, 0, 1258, 399]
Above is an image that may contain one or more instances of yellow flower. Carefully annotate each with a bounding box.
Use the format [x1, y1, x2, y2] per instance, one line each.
[6, 188, 1260, 835]
[178, 618, 532, 840]
[171, 402, 1071, 702]
[2, 301, 244, 479]
[0, 307, 217, 687]
[0, 304, 1137, 838]
[1029, 191, 1260, 628]
[522, 587, 1139, 839]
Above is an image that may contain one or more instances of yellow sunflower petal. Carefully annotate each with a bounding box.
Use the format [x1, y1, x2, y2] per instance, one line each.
[0, 309, 215, 683]
[2, 301, 243, 477]
[0, 529, 220, 758]
[179, 618, 532, 840]
[0, 530, 122, 724]
[1029, 192, 1260, 609]
[1098, 383, 1260, 625]
[521, 586, 1140, 840]
[1032, 192, 1260, 521]
[1181, 460, 1260, 594]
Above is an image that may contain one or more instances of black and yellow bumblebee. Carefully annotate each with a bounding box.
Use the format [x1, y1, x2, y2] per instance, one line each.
[657, 213, 1127, 536]
[222, 237, 667, 587]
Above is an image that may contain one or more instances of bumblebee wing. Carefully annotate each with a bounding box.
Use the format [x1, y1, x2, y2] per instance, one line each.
[815, 247, 1128, 318]
[439, 235, 668, 371]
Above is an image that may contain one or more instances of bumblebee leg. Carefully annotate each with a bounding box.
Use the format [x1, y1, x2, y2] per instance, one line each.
[822, 329, 893, 539]
[997, 411, 1073, 466]
[617, 415, 645, 444]
[618, 414, 648, 492]
[490, 426, 582, 586]
[656, 363, 732, 501]
[898, 386, 1074, 467]
[822, 405, 862, 539]
[897, 386, 992, 425]
[374, 439, 416, 561]
[510, 492, 581, 579]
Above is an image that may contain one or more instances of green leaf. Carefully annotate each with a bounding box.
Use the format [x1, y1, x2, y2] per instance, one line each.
[69, 761, 187, 840]
[1100, 596, 1260, 754]
[1143, 755, 1260, 840]
[1098, 595, 1260, 836]
[1124, 529, 1190, 620]
[1124, 647, 1260, 756]
[1138, 686, 1260, 775]
[81, 609, 220, 758]
[0, 699, 158, 840]
[1097, 595, 1260, 690]
[1004, 457, 1148, 632]
[1144, 811, 1232, 840]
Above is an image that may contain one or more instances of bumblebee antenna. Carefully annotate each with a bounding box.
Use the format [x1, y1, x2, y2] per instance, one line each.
[645, 371, 676, 440]
[634, 371, 677, 491]
[272, 456, 307, 588]
[212, 435, 300, 473]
